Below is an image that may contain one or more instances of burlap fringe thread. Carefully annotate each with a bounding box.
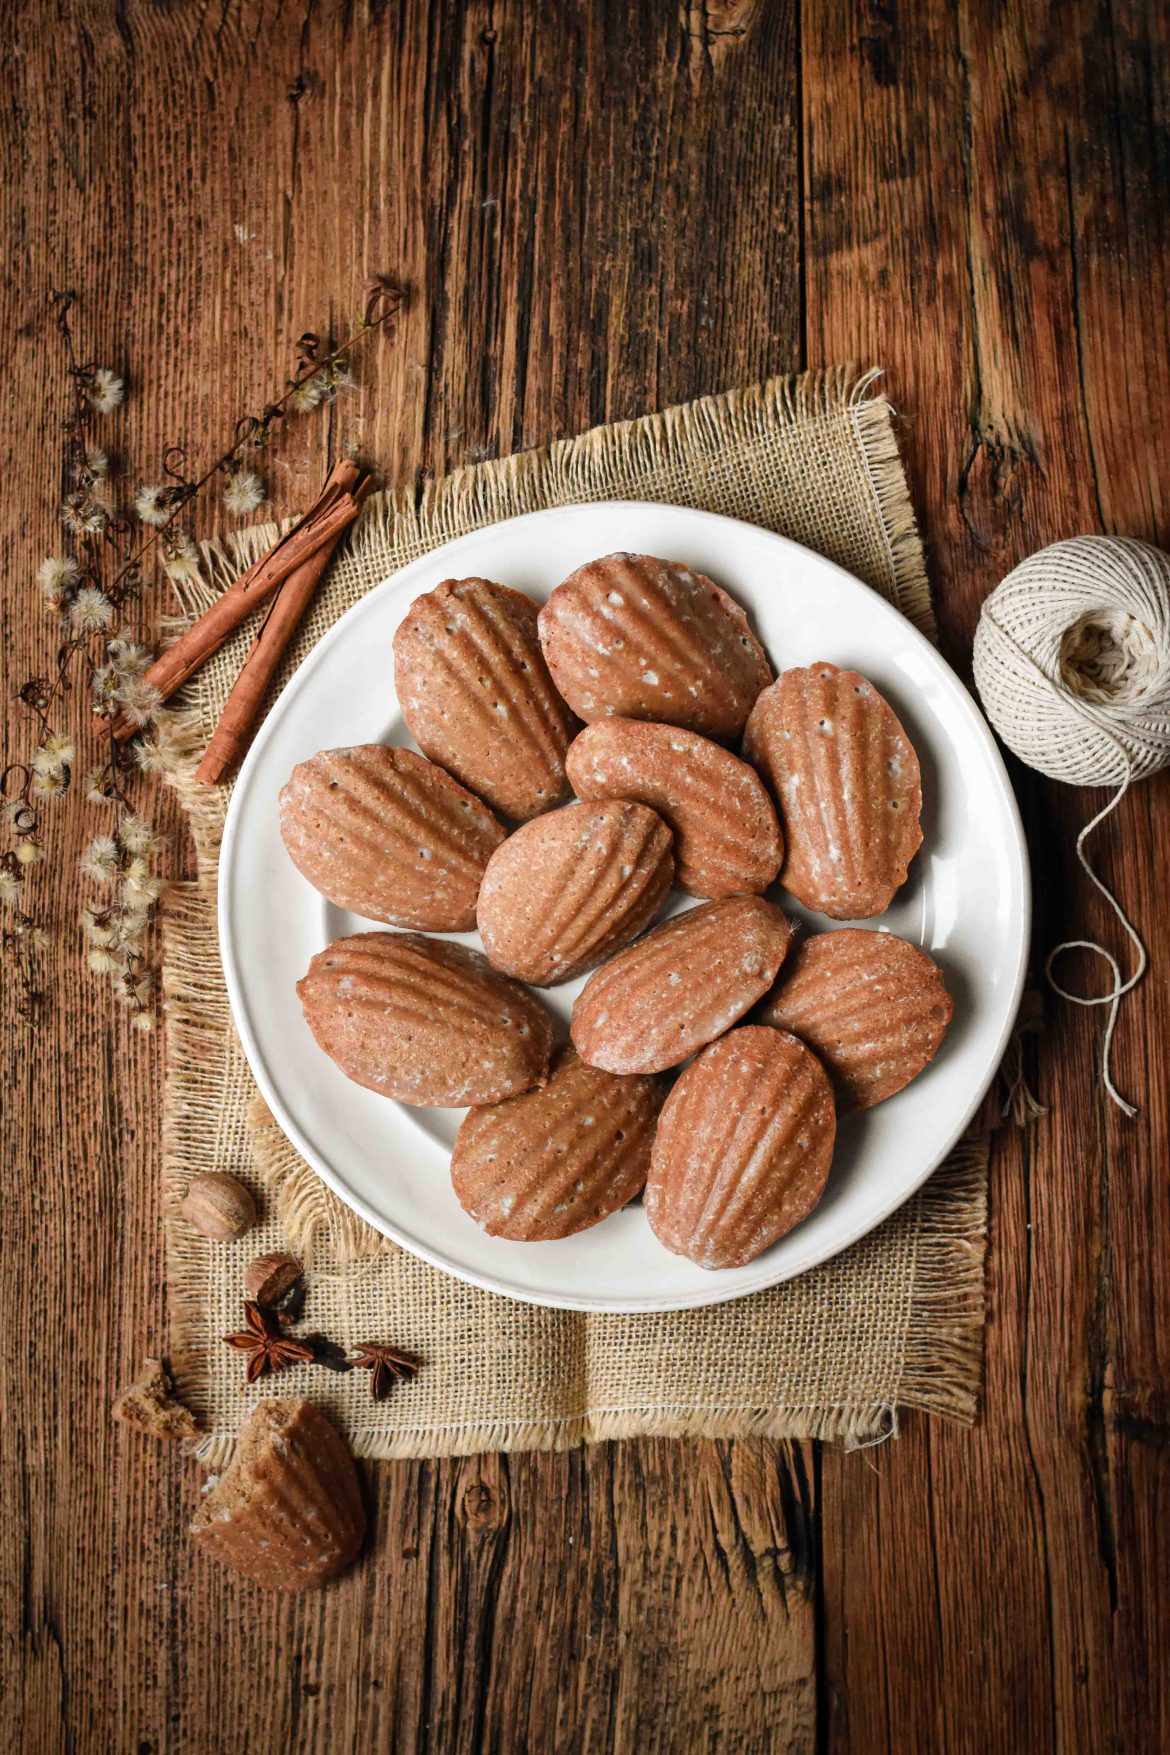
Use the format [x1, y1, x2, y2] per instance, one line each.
[161, 367, 993, 1460]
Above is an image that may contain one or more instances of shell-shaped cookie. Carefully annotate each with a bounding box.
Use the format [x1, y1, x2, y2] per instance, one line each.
[296, 931, 554, 1106]
[393, 578, 578, 820]
[190, 1400, 365, 1592]
[744, 663, 923, 918]
[451, 1047, 664, 1240]
[572, 897, 795, 1074]
[758, 929, 953, 1109]
[565, 718, 783, 897]
[477, 800, 675, 986]
[278, 744, 505, 931]
[645, 1025, 835, 1269]
[538, 553, 773, 740]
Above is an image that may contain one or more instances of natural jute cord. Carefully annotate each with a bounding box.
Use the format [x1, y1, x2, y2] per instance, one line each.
[973, 535, 1170, 1115]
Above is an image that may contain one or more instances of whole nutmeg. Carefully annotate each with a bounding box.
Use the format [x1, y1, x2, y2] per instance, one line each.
[180, 1172, 257, 1241]
[244, 1252, 303, 1307]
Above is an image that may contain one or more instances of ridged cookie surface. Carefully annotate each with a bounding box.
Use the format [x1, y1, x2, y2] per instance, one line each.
[759, 928, 953, 1109]
[565, 718, 783, 898]
[645, 1025, 835, 1269]
[744, 663, 923, 918]
[279, 744, 505, 931]
[477, 800, 674, 986]
[538, 553, 772, 740]
[296, 931, 554, 1106]
[393, 577, 578, 820]
[190, 1400, 365, 1592]
[451, 1047, 663, 1240]
[572, 897, 794, 1074]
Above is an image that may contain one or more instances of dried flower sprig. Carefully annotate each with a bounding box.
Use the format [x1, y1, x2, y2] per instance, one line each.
[4, 278, 405, 1024]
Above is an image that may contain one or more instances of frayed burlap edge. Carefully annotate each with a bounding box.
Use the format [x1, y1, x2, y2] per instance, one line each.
[161, 366, 990, 1455]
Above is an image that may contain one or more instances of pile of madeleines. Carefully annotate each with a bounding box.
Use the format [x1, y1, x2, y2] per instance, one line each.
[280, 553, 953, 1273]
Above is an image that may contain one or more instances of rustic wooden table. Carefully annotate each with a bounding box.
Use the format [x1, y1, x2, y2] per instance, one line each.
[3, 2, 1167, 1749]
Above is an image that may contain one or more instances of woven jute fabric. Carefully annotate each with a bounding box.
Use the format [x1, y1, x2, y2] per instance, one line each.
[162, 368, 989, 1463]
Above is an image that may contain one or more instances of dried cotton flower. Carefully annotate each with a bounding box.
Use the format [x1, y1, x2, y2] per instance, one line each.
[106, 638, 150, 676]
[117, 815, 157, 857]
[68, 587, 115, 634]
[0, 869, 22, 907]
[288, 372, 327, 413]
[161, 528, 202, 586]
[116, 675, 162, 729]
[62, 490, 109, 535]
[87, 946, 118, 975]
[223, 468, 265, 518]
[29, 766, 68, 799]
[14, 837, 44, 867]
[81, 908, 115, 946]
[123, 869, 163, 909]
[85, 446, 110, 479]
[86, 368, 124, 413]
[42, 730, 75, 765]
[134, 484, 172, 527]
[91, 665, 122, 711]
[37, 556, 80, 606]
[80, 836, 119, 884]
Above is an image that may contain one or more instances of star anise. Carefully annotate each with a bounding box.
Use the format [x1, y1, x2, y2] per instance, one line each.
[224, 1301, 315, 1384]
[351, 1342, 420, 1401]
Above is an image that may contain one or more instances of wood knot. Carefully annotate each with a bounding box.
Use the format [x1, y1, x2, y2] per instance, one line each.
[455, 1456, 510, 1533]
[287, 69, 322, 105]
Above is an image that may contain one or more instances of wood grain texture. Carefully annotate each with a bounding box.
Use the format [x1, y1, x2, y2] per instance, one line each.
[0, 0, 1166, 1749]
[805, 0, 1170, 1749]
[1, 3, 813, 1751]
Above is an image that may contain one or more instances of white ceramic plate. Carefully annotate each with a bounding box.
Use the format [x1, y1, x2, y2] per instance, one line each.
[220, 501, 1029, 1312]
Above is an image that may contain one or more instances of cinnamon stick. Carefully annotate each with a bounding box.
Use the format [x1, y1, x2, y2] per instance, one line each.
[195, 469, 373, 785]
[112, 460, 366, 741]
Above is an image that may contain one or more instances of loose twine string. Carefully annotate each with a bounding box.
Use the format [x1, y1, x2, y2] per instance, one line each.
[973, 537, 1170, 1116]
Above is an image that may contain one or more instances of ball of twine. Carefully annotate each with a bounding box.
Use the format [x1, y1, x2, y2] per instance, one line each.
[973, 536, 1170, 1116]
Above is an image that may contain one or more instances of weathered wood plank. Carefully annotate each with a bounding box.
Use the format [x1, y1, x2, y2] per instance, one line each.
[805, 0, 1170, 1748]
[0, 2, 812, 1750]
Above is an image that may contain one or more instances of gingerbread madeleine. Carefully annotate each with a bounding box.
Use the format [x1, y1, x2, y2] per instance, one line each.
[477, 800, 674, 986]
[645, 1026, 835, 1269]
[744, 663, 922, 918]
[297, 931, 554, 1106]
[572, 897, 795, 1075]
[279, 744, 505, 930]
[191, 1400, 365, 1591]
[393, 578, 577, 820]
[539, 553, 772, 740]
[566, 717, 782, 898]
[451, 1047, 663, 1240]
[759, 928, 952, 1108]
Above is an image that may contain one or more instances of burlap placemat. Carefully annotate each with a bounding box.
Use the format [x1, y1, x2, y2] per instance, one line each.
[162, 368, 989, 1463]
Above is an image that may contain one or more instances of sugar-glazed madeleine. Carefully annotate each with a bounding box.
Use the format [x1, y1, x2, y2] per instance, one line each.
[477, 800, 674, 986]
[296, 931, 554, 1106]
[451, 1047, 663, 1240]
[279, 744, 505, 930]
[392, 577, 578, 820]
[538, 553, 772, 740]
[572, 897, 795, 1074]
[566, 717, 782, 897]
[759, 928, 953, 1109]
[645, 1025, 835, 1269]
[744, 663, 923, 918]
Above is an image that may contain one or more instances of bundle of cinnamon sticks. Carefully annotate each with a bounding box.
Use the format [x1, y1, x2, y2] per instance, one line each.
[118, 459, 372, 783]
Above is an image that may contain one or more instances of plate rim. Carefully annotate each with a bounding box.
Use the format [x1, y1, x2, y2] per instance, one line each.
[218, 499, 1031, 1312]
